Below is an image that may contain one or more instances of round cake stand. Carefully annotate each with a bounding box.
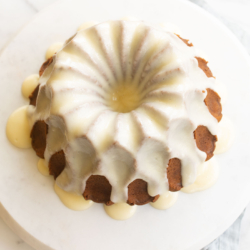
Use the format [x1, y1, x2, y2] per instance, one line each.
[0, 0, 250, 249]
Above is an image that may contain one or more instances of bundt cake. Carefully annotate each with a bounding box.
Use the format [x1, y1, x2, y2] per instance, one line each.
[27, 20, 222, 206]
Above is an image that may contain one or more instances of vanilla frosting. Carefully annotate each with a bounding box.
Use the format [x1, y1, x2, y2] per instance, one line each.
[150, 191, 178, 210]
[181, 158, 219, 193]
[214, 116, 234, 154]
[22, 74, 39, 99]
[45, 42, 64, 60]
[37, 159, 50, 176]
[27, 20, 222, 203]
[104, 203, 137, 220]
[54, 183, 93, 211]
[77, 21, 98, 31]
[6, 106, 31, 148]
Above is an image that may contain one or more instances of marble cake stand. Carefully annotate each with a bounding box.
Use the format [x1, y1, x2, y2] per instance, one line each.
[1, 0, 250, 249]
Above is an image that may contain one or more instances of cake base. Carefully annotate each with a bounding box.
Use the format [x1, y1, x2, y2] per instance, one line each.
[1, 0, 250, 249]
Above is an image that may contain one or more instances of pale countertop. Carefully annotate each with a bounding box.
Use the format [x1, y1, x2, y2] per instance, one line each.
[0, 0, 250, 249]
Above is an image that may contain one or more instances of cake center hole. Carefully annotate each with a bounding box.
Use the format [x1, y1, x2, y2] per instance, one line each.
[107, 83, 142, 113]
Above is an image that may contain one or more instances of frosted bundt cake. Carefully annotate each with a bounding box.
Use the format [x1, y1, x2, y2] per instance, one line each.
[28, 20, 222, 206]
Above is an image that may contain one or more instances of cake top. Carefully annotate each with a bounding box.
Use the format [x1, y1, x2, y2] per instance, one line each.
[28, 20, 220, 203]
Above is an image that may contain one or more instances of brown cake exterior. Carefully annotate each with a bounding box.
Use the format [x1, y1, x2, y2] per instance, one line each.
[29, 34, 222, 206]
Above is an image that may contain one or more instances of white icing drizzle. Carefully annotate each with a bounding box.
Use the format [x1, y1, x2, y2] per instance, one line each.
[181, 158, 219, 193]
[214, 116, 234, 154]
[37, 159, 50, 176]
[6, 106, 31, 148]
[29, 20, 221, 203]
[121, 16, 140, 22]
[104, 203, 137, 220]
[150, 191, 178, 210]
[215, 80, 228, 106]
[54, 183, 93, 211]
[77, 21, 98, 31]
[22, 74, 39, 98]
[194, 49, 209, 63]
[45, 42, 64, 60]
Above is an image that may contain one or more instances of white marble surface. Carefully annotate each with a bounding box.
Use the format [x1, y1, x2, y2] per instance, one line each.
[0, 0, 250, 249]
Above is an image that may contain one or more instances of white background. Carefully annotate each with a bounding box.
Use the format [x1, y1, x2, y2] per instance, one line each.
[0, 0, 250, 249]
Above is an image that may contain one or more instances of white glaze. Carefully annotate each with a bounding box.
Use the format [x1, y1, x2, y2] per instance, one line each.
[21, 74, 39, 98]
[45, 42, 63, 60]
[121, 16, 140, 21]
[77, 21, 98, 31]
[104, 203, 137, 220]
[0, 0, 247, 245]
[181, 158, 219, 193]
[150, 191, 178, 210]
[37, 159, 50, 176]
[29, 20, 221, 203]
[54, 183, 93, 211]
[215, 80, 228, 106]
[194, 49, 209, 62]
[6, 106, 31, 148]
[214, 116, 234, 154]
